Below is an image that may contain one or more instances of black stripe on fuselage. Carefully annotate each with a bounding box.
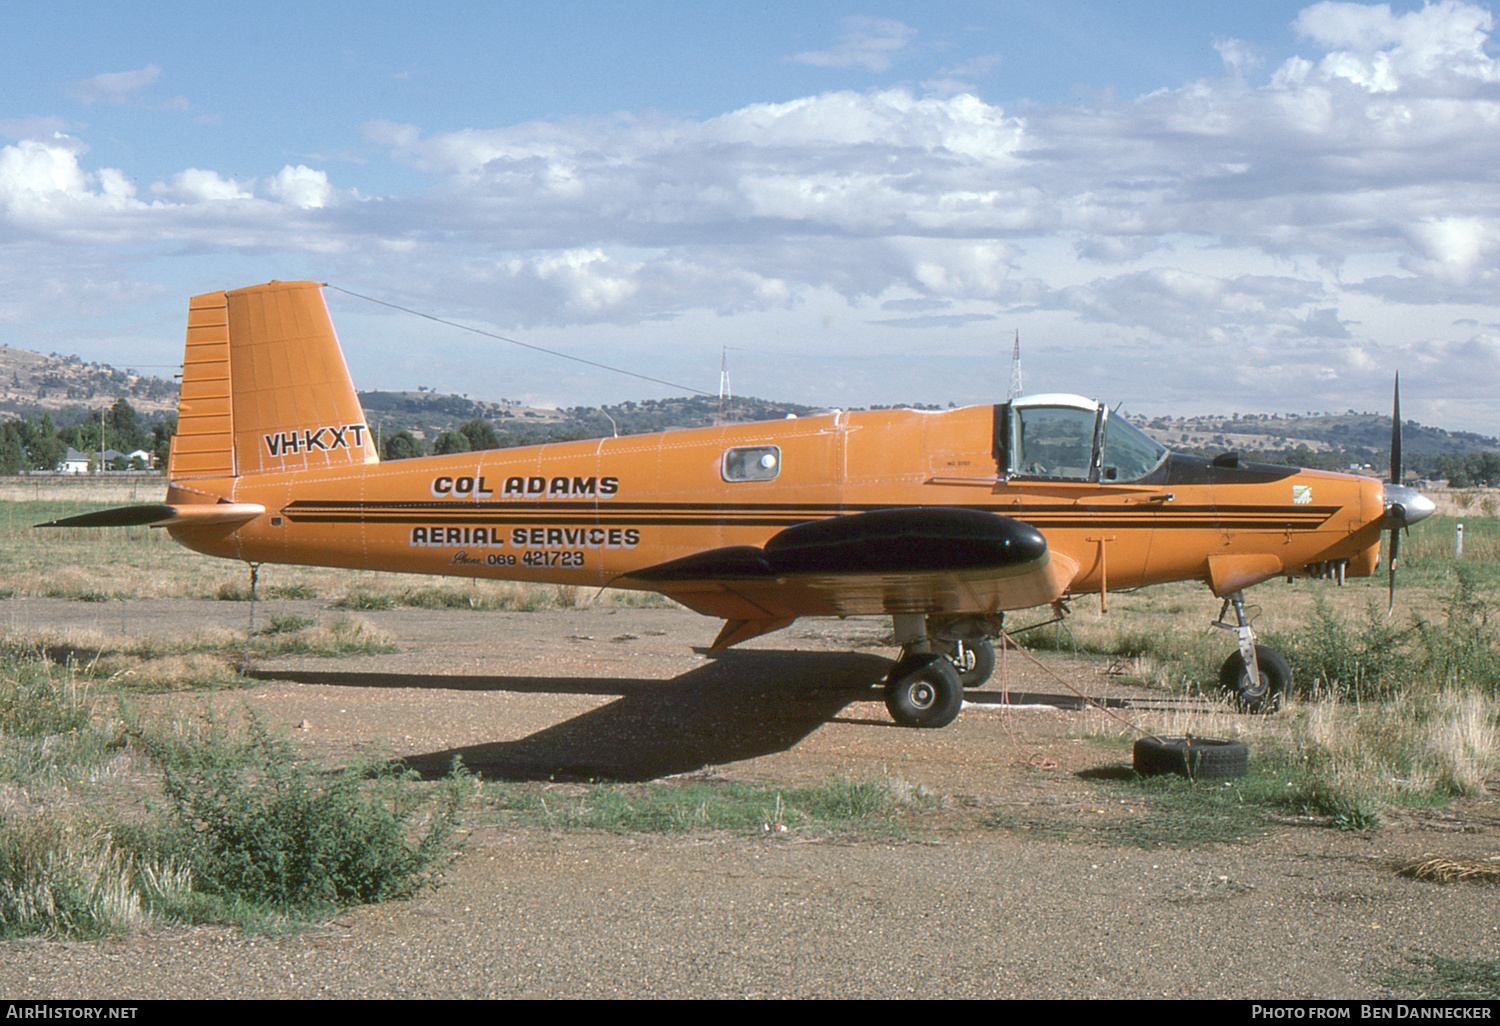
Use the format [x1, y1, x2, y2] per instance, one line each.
[279, 499, 1343, 532]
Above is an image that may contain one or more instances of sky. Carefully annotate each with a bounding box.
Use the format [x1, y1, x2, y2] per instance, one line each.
[4, 1, 1500, 436]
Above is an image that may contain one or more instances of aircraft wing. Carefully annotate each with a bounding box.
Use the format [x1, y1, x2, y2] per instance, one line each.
[618, 507, 1078, 646]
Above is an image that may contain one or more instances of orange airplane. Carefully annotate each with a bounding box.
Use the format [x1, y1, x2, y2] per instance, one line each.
[43, 280, 1435, 728]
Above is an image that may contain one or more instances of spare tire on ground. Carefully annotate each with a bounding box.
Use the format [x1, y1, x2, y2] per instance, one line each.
[1133, 735, 1249, 780]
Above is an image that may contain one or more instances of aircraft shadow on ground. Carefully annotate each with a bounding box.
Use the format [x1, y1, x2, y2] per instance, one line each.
[251, 649, 894, 782]
[249, 651, 1149, 781]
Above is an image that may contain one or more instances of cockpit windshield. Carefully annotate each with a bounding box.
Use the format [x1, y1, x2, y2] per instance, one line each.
[1002, 396, 1167, 483]
[1099, 412, 1168, 482]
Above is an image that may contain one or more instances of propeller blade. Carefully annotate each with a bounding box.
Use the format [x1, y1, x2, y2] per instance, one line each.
[1388, 523, 1401, 612]
[1388, 372, 1403, 613]
[1391, 372, 1402, 485]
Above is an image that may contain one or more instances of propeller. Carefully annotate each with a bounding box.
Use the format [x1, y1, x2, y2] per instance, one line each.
[1383, 372, 1436, 610]
[1389, 374, 1402, 608]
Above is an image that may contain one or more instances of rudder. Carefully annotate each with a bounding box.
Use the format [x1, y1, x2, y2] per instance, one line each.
[169, 280, 376, 480]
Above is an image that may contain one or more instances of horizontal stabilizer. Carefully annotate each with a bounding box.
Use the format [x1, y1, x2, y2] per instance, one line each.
[37, 503, 265, 529]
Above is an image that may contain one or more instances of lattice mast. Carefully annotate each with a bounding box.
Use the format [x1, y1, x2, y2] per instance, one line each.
[1007, 330, 1023, 400]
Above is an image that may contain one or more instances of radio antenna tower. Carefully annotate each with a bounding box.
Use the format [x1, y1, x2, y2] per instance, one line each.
[717, 346, 731, 425]
[1007, 330, 1023, 400]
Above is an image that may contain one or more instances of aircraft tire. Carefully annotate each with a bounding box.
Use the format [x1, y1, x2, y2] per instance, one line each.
[940, 638, 996, 688]
[885, 654, 964, 728]
[1133, 735, 1249, 780]
[1219, 645, 1293, 714]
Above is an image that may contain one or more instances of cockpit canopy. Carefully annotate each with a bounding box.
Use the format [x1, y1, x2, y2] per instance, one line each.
[996, 394, 1167, 483]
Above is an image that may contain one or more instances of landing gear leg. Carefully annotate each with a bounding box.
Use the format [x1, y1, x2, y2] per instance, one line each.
[1212, 591, 1292, 713]
[937, 638, 997, 687]
[927, 612, 1004, 687]
[884, 613, 964, 728]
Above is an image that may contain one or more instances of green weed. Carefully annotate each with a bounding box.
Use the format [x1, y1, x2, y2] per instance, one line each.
[489, 774, 934, 837]
[1385, 954, 1500, 1000]
[1408, 566, 1500, 694]
[985, 772, 1277, 849]
[1274, 778, 1381, 831]
[249, 614, 398, 658]
[1280, 596, 1412, 701]
[329, 588, 396, 610]
[126, 716, 465, 915]
[0, 655, 116, 787]
[0, 642, 468, 937]
[0, 819, 193, 940]
[256, 613, 316, 636]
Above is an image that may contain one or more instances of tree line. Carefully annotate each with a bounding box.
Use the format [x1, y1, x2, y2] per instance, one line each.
[0, 399, 172, 474]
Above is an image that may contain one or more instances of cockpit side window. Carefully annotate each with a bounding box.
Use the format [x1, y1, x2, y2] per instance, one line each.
[1099, 414, 1167, 482]
[1010, 406, 1100, 481]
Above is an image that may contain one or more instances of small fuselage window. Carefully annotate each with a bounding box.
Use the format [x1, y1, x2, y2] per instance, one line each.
[722, 445, 781, 482]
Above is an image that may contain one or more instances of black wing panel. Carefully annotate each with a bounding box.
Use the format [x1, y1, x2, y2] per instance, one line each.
[620, 507, 1075, 620]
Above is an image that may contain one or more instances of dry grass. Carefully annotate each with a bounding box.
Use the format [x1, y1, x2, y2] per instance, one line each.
[0, 625, 245, 691]
[1397, 855, 1500, 884]
[1281, 690, 1500, 799]
[0, 476, 157, 504]
[0, 613, 404, 692]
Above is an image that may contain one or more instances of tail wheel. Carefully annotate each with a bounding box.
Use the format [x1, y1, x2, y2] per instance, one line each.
[939, 638, 996, 688]
[1219, 645, 1292, 714]
[885, 654, 964, 729]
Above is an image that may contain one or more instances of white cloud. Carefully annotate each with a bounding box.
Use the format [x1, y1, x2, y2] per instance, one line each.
[1403, 215, 1496, 282]
[504, 248, 640, 315]
[265, 165, 333, 209]
[11, 3, 1500, 430]
[1295, 0, 1500, 92]
[155, 168, 252, 203]
[0, 139, 91, 202]
[1214, 38, 1264, 78]
[0, 137, 141, 221]
[790, 17, 918, 72]
[68, 65, 162, 105]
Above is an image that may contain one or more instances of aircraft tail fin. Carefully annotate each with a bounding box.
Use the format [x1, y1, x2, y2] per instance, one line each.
[169, 280, 376, 481]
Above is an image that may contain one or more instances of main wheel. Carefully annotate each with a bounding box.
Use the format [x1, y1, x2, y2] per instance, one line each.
[939, 638, 996, 688]
[1133, 735, 1249, 779]
[1219, 645, 1293, 714]
[885, 654, 964, 729]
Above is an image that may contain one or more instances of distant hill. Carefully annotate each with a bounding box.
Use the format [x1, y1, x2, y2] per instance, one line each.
[359, 390, 820, 449]
[0, 345, 177, 426]
[1132, 411, 1498, 462]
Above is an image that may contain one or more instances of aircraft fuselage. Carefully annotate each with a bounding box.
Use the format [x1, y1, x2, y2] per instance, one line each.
[168, 401, 1385, 604]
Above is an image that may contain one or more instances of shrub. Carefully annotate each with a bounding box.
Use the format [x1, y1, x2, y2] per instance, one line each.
[1279, 572, 1499, 702]
[1284, 596, 1411, 701]
[1409, 567, 1500, 694]
[139, 718, 463, 914]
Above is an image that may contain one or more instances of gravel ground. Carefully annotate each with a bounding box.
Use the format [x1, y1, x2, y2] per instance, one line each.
[1, 598, 1496, 1000]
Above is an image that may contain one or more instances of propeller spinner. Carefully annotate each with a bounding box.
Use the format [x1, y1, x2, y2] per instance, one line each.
[1384, 373, 1437, 609]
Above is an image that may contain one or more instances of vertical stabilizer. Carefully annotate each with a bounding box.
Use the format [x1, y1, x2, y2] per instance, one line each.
[168, 281, 376, 480]
[168, 290, 235, 479]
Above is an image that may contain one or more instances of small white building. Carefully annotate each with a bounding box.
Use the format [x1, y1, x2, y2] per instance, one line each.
[58, 447, 154, 473]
